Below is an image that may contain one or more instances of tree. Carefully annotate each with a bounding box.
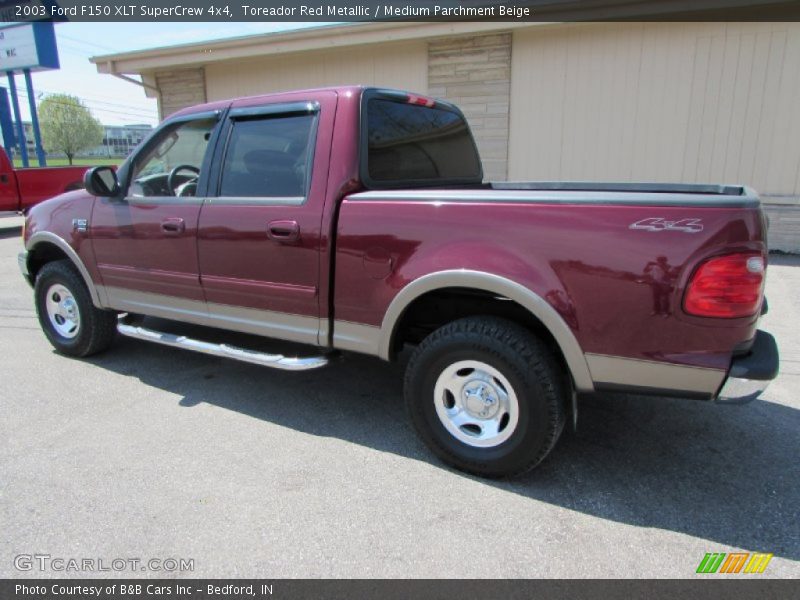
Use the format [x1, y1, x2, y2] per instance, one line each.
[39, 94, 103, 165]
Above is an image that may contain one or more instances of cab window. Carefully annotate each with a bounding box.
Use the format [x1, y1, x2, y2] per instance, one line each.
[129, 117, 217, 198]
[364, 97, 482, 187]
[218, 114, 315, 199]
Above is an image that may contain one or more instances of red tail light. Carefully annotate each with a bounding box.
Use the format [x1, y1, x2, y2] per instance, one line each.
[683, 253, 765, 318]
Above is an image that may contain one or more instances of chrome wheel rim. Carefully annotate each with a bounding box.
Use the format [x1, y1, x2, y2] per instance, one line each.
[45, 283, 80, 339]
[433, 360, 520, 448]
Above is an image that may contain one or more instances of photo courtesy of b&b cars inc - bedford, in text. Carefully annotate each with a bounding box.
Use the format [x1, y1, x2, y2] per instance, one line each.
[0, 1, 798, 598]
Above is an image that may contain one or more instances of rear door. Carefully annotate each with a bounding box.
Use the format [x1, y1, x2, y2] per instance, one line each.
[197, 93, 336, 346]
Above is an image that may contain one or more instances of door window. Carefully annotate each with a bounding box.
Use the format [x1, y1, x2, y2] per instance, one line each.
[129, 117, 217, 198]
[218, 114, 316, 199]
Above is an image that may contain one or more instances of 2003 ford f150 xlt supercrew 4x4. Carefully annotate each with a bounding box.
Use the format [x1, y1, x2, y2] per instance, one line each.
[19, 86, 779, 477]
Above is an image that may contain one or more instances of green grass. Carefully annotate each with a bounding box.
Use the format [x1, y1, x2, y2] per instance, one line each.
[13, 157, 122, 168]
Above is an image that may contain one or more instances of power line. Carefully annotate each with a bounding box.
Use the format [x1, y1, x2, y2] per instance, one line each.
[41, 94, 155, 118]
[17, 82, 157, 114]
[13, 89, 157, 121]
[27, 84, 157, 112]
[57, 33, 116, 53]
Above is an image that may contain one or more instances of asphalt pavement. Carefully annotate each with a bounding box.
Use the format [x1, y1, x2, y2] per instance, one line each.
[1, 215, 798, 578]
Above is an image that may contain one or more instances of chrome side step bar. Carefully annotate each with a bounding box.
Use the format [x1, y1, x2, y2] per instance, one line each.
[117, 323, 329, 371]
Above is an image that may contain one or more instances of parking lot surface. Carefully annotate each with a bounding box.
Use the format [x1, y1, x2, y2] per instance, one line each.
[1, 216, 798, 578]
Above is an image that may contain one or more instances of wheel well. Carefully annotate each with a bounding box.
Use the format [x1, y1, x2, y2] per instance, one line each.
[27, 242, 70, 281]
[391, 287, 569, 372]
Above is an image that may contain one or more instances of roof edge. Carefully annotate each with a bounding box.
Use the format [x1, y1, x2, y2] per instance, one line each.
[91, 21, 538, 75]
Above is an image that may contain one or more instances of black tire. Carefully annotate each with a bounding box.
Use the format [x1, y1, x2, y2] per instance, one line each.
[404, 316, 567, 478]
[34, 260, 117, 357]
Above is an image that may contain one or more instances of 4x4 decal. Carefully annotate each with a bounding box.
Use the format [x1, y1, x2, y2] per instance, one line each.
[629, 217, 704, 233]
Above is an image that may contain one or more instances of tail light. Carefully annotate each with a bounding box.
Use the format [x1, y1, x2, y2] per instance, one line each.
[683, 253, 765, 318]
[406, 93, 436, 107]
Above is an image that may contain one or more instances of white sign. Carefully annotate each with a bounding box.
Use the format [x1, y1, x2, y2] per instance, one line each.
[0, 25, 39, 71]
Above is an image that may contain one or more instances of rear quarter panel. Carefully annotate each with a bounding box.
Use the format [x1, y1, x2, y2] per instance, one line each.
[334, 199, 766, 372]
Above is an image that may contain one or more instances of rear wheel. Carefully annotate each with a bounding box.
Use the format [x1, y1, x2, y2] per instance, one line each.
[404, 316, 567, 477]
[34, 260, 117, 357]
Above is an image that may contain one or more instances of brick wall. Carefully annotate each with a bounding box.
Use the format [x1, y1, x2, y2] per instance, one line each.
[155, 68, 207, 119]
[763, 202, 800, 254]
[428, 33, 512, 181]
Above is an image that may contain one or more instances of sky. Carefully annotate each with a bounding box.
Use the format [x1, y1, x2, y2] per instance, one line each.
[13, 22, 333, 127]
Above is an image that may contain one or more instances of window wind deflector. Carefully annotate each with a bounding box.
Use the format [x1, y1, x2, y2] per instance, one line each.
[229, 101, 320, 120]
[165, 110, 221, 125]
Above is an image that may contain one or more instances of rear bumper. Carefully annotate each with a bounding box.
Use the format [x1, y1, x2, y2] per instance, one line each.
[716, 330, 779, 404]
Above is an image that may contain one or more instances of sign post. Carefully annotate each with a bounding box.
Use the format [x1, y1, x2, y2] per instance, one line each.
[0, 23, 60, 167]
[0, 87, 16, 159]
[24, 68, 46, 165]
[5, 71, 27, 166]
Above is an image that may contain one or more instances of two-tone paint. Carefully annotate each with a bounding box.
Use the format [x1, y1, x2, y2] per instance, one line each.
[20, 85, 771, 401]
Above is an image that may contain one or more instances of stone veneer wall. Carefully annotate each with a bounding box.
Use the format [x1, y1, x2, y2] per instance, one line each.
[428, 33, 512, 181]
[155, 68, 207, 120]
[763, 203, 800, 253]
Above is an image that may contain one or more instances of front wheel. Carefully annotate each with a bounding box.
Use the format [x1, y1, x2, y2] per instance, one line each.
[34, 260, 117, 357]
[404, 317, 567, 478]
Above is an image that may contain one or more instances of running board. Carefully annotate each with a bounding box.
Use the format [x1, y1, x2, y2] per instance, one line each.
[116, 323, 329, 371]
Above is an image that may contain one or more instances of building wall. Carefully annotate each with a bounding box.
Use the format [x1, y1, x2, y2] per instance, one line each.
[428, 34, 512, 181]
[204, 41, 427, 101]
[148, 24, 800, 252]
[156, 68, 207, 119]
[508, 22, 800, 251]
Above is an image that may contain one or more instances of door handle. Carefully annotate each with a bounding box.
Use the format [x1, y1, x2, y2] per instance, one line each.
[267, 220, 300, 243]
[161, 218, 185, 234]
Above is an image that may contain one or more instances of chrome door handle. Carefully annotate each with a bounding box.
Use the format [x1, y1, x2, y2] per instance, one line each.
[267, 220, 300, 243]
[161, 218, 185, 234]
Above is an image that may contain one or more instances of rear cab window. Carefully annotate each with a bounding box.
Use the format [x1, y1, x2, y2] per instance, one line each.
[361, 89, 483, 188]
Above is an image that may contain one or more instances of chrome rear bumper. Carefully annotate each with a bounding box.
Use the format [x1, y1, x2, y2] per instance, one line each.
[716, 330, 779, 404]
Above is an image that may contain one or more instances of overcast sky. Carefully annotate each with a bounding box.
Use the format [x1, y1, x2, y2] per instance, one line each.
[15, 22, 333, 127]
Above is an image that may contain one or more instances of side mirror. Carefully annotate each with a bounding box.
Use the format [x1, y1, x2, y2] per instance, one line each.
[84, 166, 120, 197]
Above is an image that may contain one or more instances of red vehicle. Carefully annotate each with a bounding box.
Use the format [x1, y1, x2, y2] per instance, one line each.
[18, 86, 779, 477]
[0, 148, 87, 213]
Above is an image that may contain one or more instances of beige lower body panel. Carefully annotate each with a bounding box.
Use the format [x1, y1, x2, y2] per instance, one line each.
[331, 320, 381, 355]
[105, 287, 321, 347]
[104, 287, 384, 357]
[585, 353, 726, 396]
[104, 287, 724, 398]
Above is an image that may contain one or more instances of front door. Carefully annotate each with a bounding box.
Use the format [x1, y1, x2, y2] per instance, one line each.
[91, 113, 220, 316]
[197, 93, 336, 346]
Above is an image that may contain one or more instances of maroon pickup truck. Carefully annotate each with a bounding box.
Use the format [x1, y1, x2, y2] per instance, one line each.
[18, 86, 779, 477]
